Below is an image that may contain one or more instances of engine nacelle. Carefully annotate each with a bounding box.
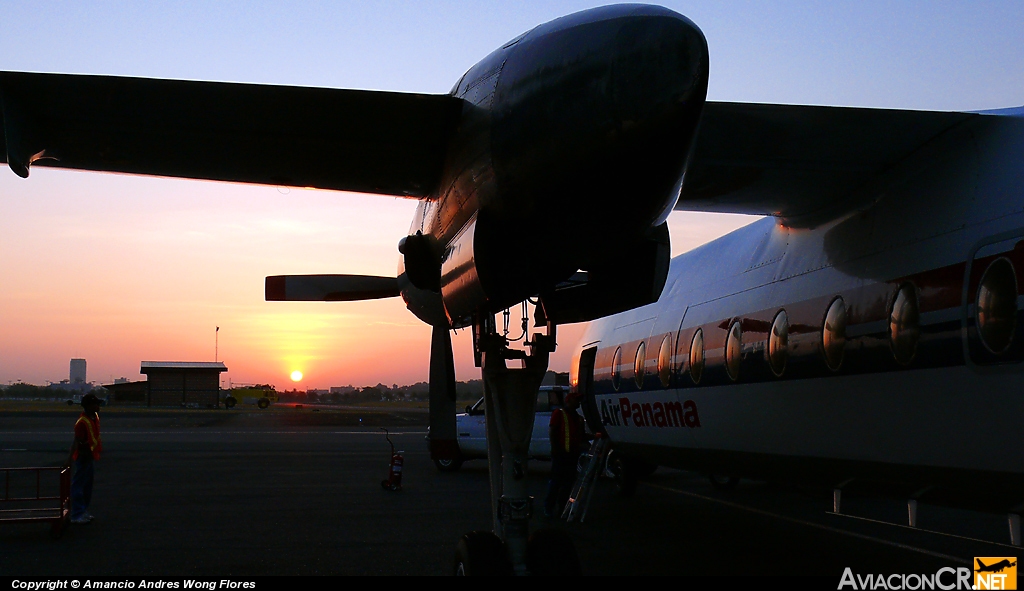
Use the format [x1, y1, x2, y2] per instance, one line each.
[438, 216, 485, 327]
[439, 211, 586, 326]
[439, 216, 670, 327]
[429, 6, 706, 324]
[408, 6, 709, 327]
[540, 223, 671, 324]
[397, 255, 449, 328]
[398, 231, 440, 292]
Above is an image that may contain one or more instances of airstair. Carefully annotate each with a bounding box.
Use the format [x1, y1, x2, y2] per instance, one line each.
[560, 433, 611, 523]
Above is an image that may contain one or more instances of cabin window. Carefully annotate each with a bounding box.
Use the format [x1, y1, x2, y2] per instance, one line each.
[689, 329, 704, 384]
[725, 321, 742, 381]
[768, 310, 789, 377]
[822, 297, 847, 371]
[611, 347, 622, 391]
[977, 257, 1018, 354]
[657, 335, 672, 387]
[634, 342, 646, 389]
[889, 283, 920, 365]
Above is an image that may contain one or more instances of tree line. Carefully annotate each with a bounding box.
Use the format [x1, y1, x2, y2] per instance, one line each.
[275, 371, 568, 404]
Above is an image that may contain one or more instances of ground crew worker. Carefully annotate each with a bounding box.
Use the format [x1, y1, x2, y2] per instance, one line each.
[66, 393, 103, 524]
[545, 390, 586, 517]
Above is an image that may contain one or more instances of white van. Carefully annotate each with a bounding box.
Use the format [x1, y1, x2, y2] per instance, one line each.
[433, 385, 569, 471]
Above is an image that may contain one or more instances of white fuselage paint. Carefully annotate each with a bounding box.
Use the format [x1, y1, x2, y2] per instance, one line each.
[572, 111, 1024, 485]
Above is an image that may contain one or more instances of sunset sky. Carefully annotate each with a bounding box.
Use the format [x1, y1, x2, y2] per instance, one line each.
[1, 1, 1021, 389]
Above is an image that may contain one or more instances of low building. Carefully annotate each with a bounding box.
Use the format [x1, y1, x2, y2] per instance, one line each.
[102, 380, 148, 405]
[47, 379, 93, 393]
[140, 362, 228, 408]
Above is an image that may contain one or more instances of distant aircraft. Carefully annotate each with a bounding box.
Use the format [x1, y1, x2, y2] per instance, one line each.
[3, 3, 1021, 575]
[976, 559, 1017, 574]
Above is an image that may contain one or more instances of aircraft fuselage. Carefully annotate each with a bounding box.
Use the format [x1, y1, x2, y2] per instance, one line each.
[573, 111, 1024, 509]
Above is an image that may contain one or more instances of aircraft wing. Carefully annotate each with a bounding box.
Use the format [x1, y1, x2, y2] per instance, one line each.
[0, 71, 462, 196]
[678, 101, 978, 225]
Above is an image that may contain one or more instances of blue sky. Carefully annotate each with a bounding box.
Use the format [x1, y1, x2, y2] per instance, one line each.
[0, 2, 1021, 387]
[2, 1, 1021, 109]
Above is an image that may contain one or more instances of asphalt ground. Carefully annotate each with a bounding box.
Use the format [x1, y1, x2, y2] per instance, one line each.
[0, 406, 1019, 578]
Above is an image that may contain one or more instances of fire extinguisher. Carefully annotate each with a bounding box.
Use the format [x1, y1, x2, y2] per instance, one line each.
[381, 428, 403, 491]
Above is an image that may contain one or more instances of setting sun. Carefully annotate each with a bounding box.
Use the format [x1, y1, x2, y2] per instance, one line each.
[290, 370, 303, 382]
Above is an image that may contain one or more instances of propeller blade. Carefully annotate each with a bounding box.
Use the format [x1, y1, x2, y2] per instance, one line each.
[428, 325, 459, 461]
[265, 274, 400, 302]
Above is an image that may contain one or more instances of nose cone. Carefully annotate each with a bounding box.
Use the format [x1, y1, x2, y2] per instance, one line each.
[490, 5, 709, 238]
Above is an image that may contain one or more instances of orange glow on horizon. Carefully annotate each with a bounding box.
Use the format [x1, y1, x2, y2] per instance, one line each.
[0, 170, 758, 389]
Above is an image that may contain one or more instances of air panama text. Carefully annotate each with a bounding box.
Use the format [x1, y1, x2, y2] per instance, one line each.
[601, 397, 701, 428]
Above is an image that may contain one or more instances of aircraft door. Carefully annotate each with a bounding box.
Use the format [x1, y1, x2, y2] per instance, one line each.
[576, 347, 602, 434]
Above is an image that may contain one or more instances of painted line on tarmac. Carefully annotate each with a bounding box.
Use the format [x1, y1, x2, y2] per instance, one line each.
[645, 482, 970, 564]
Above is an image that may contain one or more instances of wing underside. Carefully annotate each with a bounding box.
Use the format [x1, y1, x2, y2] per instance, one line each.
[679, 101, 979, 225]
[0, 71, 463, 197]
[0, 73, 994, 221]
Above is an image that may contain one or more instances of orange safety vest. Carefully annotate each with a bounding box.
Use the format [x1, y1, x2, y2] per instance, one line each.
[73, 413, 102, 461]
[551, 407, 583, 455]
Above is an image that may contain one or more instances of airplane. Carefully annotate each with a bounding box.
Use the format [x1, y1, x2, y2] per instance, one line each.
[976, 559, 1017, 574]
[567, 62, 1024, 556]
[1, 2, 1020, 576]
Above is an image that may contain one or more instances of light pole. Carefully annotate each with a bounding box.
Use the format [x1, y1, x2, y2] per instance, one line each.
[215, 326, 219, 362]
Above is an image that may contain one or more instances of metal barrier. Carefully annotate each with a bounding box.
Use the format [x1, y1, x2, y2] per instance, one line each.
[0, 466, 71, 538]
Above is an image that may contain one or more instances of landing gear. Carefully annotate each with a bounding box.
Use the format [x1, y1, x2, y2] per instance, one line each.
[454, 305, 578, 575]
[611, 457, 638, 498]
[454, 531, 513, 576]
[607, 451, 656, 498]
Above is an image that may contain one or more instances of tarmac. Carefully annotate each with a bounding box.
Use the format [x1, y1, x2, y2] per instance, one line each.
[0, 405, 1018, 577]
